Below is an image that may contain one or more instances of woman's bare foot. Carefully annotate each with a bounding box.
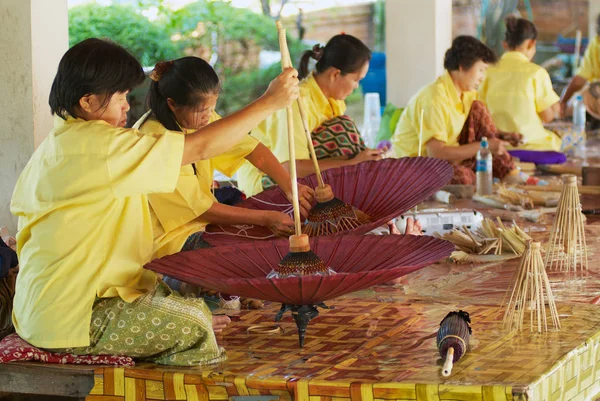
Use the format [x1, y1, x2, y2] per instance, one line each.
[212, 315, 231, 334]
[405, 218, 423, 236]
[387, 220, 401, 235]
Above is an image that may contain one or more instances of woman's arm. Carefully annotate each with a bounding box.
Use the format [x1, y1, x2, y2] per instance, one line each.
[201, 202, 294, 237]
[559, 75, 587, 116]
[538, 102, 560, 124]
[282, 148, 385, 178]
[182, 68, 299, 165]
[245, 143, 314, 215]
[426, 139, 481, 164]
[426, 138, 508, 164]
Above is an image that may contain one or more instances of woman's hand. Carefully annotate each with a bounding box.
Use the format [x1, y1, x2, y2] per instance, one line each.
[283, 183, 315, 217]
[488, 137, 508, 156]
[263, 211, 295, 237]
[404, 218, 423, 236]
[352, 148, 384, 164]
[260, 68, 300, 112]
[212, 315, 231, 334]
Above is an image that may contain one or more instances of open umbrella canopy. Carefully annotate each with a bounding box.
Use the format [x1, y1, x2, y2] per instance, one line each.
[146, 234, 454, 305]
[204, 157, 453, 245]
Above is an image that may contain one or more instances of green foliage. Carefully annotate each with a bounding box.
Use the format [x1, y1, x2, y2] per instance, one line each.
[171, 1, 304, 114]
[219, 63, 282, 114]
[69, 1, 309, 116]
[68, 3, 179, 66]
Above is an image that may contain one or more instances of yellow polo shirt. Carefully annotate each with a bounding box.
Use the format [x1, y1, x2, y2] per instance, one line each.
[577, 36, 600, 81]
[136, 113, 259, 259]
[479, 52, 561, 151]
[236, 73, 346, 196]
[392, 70, 477, 157]
[10, 115, 184, 348]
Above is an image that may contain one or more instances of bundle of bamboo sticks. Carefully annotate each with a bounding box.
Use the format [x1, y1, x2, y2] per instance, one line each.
[494, 185, 558, 209]
[438, 217, 532, 256]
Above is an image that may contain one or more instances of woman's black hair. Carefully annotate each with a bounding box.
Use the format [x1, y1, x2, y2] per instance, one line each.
[147, 56, 221, 131]
[505, 16, 537, 49]
[444, 35, 498, 71]
[49, 38, 145, 120]
[298, 34, 372, 80]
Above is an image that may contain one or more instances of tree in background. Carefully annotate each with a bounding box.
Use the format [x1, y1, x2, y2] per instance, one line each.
[69, 0, 305, 116]
[69, 3, 179, 66]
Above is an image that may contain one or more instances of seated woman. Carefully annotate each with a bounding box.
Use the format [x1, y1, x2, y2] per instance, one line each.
[10, 38, 298, 365]
[392, 36, 522, 185]
[135, 57, 314, 261]
[237, 34, 385, 197]
[479, 17, 562, 151]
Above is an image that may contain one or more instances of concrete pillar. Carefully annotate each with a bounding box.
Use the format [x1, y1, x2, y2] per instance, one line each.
[0, 0, 68, 233]
[385, 0, 452, 107]
[590, 0, 600, 40]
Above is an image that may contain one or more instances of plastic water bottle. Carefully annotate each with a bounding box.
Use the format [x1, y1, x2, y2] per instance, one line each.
[476, 137, 493, 196]
[573, 95, 586, 133]
[572, 95, 587, 159]
[362, 93, 381, 148]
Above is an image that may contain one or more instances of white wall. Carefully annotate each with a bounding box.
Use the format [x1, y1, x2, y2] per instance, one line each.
[385, 0, 453, 107]
[0, 0, 68, 233]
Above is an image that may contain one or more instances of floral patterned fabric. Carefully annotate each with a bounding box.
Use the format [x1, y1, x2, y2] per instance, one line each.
[451, 100, 516, 185]
[52, 281, 226, 366]
[0, 333, 135, 366]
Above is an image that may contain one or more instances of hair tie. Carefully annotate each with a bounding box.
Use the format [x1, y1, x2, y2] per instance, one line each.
[311, 44, 324, 61]
[149, 60, 174, 82]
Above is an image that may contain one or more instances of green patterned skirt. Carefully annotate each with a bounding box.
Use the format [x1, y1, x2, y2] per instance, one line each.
[49, 280, 226, 366]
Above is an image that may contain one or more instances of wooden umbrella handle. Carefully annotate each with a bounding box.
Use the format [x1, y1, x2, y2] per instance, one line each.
[442, 347, 454, 377]
[276, 21, 325, 189]
[277, 22, 302, 235]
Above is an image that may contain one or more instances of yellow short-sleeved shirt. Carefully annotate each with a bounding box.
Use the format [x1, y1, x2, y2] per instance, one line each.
[577, 36, 600, 81]
[479, 52, 561, 151]
[392, 70, 477, 157]
[136, 112, 259, 259]
[236, 73, 346, 196]
[10, 116, 184, 348]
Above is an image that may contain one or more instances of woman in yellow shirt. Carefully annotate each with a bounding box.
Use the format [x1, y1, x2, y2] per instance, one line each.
[136, 57, 314, 261]
[560, 13, 600, 116]
[237, 34, 385, 197]
[392, 36, 521, 184]
[479, 17, 561, 151]
[10, 38, 299, 365]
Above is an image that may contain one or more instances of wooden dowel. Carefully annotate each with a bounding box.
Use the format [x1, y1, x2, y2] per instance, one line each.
[277, 22, 302, 235]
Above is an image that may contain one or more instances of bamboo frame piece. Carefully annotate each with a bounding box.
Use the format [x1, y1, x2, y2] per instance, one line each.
[504, 241, 561, 333]
[544, 175, 588, 272]
[276, 21, 370, 237]
[439, 218, 531, 257]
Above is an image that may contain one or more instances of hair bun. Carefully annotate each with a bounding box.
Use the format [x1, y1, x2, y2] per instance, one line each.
[311, 44, 324, 61]
[505, 15, 519, 31]
[149, 60, 174, 82]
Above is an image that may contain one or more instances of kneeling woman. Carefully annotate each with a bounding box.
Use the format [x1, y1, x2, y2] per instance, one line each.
[392, 36, 521, 184]
[479, 17, 562, 151]
[136, 57, 314, 260]
[237, 34, 386, 197]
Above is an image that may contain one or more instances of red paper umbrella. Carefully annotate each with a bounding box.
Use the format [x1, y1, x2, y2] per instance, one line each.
[204, 157, 453, 245]
[146, 234, 453, 346]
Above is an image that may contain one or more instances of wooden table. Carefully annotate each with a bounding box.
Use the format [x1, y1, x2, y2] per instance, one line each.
[2, 138, 600, 401]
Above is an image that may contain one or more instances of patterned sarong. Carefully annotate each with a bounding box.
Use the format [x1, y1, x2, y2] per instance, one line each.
[451, 101, 517, 185]
[262, 115, 366, 189]
[50, 281, 226, 366]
